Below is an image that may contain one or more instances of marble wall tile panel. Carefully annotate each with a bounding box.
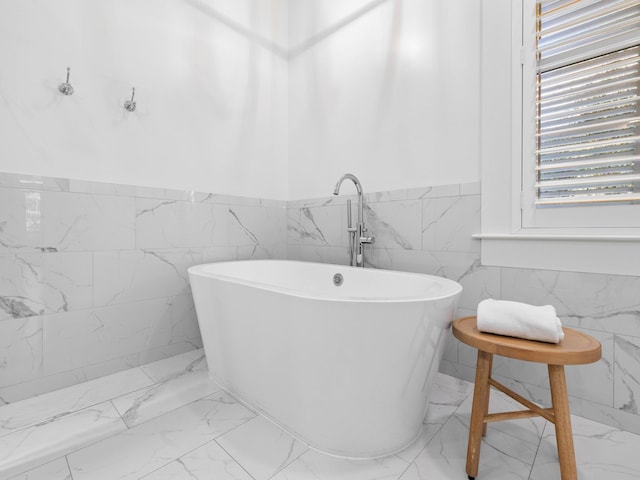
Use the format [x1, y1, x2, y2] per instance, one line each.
[422, 195, 480, 253]
[459, 182, 481, 196]
[615, 335, 640, 415]
[442, 330, 458, 364]
[0, 317, 42, 388]
[135, 198, 213, 249]
[168, 293, 202, 348]
[364, 200, 422, 250]
[227, 205, 286, 248]
[211, 205, 233, 246]
[0, 252, 92, 320]
[42, 192, 135, 252]
[0, 188, 133, 252]
[320, 246, 350, 266]
[286, 245, 323, 263]
[439, 359, 477, 385]
[0, 353, 144, 406]
[289, 194, 356, 209]
[492, 374, 640, 436]
[136, 343, 199, 367]
[386, 249, 442, 275]
[93, 249, 200, 306]
[365, 189, 408, 203]
[362, 246, 393, 269]
[485, 329, 614, 406]
[430, 252, 501, 311]
[0, 188, 47, 252]
[201, 245, 237, 263]
[237, 242, 285, 260]
[140, 349, 207, 383]
[406, 183, 460, 200]
[287, 205, 344, 247]
[501, 267, 640, 337]
[42, 299, 173, 376]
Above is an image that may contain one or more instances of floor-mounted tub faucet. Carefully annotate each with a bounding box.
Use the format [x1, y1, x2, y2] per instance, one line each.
[333, 173, 374, 267]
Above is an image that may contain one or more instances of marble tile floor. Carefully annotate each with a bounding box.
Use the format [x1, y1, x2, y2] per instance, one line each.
[1, 349, 639, 480]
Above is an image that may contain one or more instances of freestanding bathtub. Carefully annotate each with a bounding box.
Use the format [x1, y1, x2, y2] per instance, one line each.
[188, 260, 462, 459]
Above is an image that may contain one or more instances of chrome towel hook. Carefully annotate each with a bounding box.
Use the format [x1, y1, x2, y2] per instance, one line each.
[58, 67, 74, 96]
[124, 87, 136, 112]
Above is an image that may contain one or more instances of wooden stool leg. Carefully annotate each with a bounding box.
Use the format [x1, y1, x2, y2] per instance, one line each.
[466, 350, 492, 480]
[548, 364, 577, 480]
[481, 354, 493, 437]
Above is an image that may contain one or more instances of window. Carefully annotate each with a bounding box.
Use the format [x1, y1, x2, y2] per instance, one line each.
[479, 0, 640, 275]
[523, 0, 640, 228]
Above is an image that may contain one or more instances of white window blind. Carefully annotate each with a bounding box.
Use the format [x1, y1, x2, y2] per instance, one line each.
[536, 0, 640, 206]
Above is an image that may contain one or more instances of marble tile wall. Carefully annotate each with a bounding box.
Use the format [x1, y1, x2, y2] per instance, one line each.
[286, 181, 640, 436]
[0, 172, 286, 405]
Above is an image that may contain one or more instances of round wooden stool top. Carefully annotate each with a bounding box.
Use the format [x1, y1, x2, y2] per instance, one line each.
[452, 316, 601, 365]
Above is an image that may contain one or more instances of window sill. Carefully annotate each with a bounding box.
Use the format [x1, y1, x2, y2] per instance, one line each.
[476, 234, 640, 276]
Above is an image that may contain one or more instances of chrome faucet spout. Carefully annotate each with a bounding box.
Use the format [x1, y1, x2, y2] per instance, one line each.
[333, 173, 363, 197]
[331, 173, 373, 267]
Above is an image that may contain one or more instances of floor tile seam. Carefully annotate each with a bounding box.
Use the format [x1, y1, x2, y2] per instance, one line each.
[527, 421, 550, 480]
[263, 440, 310, 480]
[111, 383, 225, 430]
[131, 436, 255, 480]
[395, 457, 415, 480]
[137, 365, 159, 385]
[450, 408, 546, 449]
[65, 455, 74, 480]
[213, 438, 259, 480]
[404, 416, 454, 466]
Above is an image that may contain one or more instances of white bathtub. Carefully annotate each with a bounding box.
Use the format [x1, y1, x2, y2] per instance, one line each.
[188, 260, 462, 459]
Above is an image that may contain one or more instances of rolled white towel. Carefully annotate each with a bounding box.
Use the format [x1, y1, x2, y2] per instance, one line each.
[477, 299, 565, 344]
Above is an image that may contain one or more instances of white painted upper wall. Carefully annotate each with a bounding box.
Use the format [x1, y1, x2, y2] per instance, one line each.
[287, 0, 481, 199]
[0, 0, 481, 201]
[0, 0, 289, 200]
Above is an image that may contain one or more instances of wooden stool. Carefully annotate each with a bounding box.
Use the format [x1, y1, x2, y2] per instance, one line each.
[452, 316, 601, 480]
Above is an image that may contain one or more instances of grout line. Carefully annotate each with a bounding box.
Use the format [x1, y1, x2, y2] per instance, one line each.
[65, 454, 74, 480]
[137, 364, 159, 385]
[109, 399, 130, 430]
[215, 438, 259, 480]
[528, 420, 549, 479]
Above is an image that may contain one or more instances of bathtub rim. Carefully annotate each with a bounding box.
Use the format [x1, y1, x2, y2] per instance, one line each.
[188, 259, 462, 304]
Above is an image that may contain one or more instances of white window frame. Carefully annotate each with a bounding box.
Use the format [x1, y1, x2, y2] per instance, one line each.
[478, 0, 640, 276]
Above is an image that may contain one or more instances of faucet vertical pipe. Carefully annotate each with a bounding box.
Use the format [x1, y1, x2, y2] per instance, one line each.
[333, 173, 373, 267]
